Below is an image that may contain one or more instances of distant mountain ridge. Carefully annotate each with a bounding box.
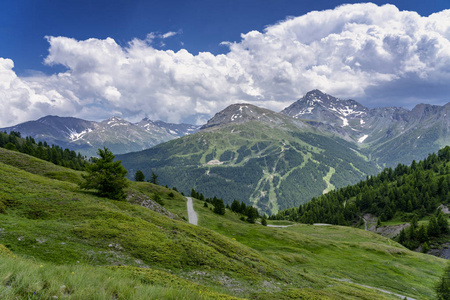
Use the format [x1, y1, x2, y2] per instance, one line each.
[2, 89, 449, 214]
[118, 102, 379, 215]
[281, 90, 450, 166]
[0, 115, 200, 157]
[118, 90, 450, 214]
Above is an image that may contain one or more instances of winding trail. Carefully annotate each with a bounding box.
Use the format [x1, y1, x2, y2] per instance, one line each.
[335, 279, 416, 300]
[186, 197, 198, 225]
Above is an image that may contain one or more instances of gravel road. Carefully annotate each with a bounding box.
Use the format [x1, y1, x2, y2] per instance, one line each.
[186, 197, 198, 225]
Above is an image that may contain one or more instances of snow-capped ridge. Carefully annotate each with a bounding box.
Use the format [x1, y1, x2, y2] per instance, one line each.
[68, 128, 93, 142]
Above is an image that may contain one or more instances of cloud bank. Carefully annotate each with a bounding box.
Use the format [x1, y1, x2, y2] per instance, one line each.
[1, 3, 450, 127]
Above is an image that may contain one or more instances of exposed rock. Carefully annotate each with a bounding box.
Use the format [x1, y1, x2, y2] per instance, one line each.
[439, 204, 450, 214]
[127, 193, 178, 220]
[375, 224, 411, 239]
[428, 243, 450, 260]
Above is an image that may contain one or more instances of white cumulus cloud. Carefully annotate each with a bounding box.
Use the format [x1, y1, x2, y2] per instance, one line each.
[1, 3, 450, 127]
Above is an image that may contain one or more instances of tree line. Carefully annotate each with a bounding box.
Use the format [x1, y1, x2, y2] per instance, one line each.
[271, 146, 450, 227]
[397, 210, 449, 251]
[0, 131, 87, 171]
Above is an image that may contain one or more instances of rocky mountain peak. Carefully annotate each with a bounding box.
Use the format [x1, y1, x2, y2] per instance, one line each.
[136, 118, 200, 136]
[200, 103, 279, 130]
[100, 116, 133, 128]
[281, 90, 368, 127]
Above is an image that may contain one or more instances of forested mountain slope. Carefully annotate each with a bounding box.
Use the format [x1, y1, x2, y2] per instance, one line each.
[119, 90, 450, 215]
[272, 146, 450, 226]
[118, 104, 378, 215]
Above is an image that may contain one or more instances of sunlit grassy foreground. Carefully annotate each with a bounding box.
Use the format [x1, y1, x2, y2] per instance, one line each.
[0, 147, 446, 299]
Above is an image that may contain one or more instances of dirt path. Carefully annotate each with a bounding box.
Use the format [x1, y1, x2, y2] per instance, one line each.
[186, 197, 198, 225]
[266, 224, 293, 228]
[335, 278, 416, 300]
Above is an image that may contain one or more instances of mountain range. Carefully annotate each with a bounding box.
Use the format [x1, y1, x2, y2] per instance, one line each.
[118, 103, 377, 214]
[118, 90, 450, 215]
[0, 115, 200, 157]
[283, 90, 450, 166]
[3, 90, 449, 214]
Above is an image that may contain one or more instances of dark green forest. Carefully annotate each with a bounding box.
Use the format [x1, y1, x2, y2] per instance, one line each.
[272, 146, 450, 225]
[0, 131, 87, 171]
[272, 146, 450, 250]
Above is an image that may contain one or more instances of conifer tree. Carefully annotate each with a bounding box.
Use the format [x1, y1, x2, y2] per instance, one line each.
[134, 170, 145, 182]
[80, 148, 129, 200]
[261, 215, 268, 226]
[150, 172, 158, 185]
[417, 224, 429, 243]
[246, 206, 259, 223]
[213, 198, 225, 215]
[428, 216, 441, 237]
[231, 199, 241, 213]
[437, 210, 449, 234]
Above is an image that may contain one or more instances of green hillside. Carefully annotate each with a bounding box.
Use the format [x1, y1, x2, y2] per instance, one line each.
[118, 105, 379, 215]
[0, 147, 446, 299]
[272, 147, 450, 253]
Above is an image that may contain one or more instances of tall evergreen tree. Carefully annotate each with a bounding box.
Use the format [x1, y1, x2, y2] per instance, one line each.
[79, 148, 129, 200]
[150, 172, 159, 185]
[246, 206, 259, 223]
[213, 198, 226, 215]
[437, 210, 449, 234]
[231, 199, 241, 213]
[428, 216, 441, 237]
[134, 170, 145, 182]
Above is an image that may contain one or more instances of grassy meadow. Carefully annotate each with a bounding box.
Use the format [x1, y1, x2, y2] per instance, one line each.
[0, 147, 447, 299]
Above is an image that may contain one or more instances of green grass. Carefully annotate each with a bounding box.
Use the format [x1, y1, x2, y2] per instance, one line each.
[0, 148, 446, 299]
[193, 198, 445, 299]
[0, 253, 241, 299]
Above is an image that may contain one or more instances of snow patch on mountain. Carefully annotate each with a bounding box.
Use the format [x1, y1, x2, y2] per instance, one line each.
[69, 128, 93, 142]
[110, 123, 129, 127]
[358, 134, 369, 143]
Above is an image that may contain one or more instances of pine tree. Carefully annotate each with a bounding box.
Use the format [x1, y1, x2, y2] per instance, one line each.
[437, 211, 449, 234]
[134, 170, 145, 182]
[150, 172, 158, 185]
[79, 148, 129, 200]
[246, 206, 259, 223]
[213, 198, 225, 215]
[231, 199, 241, 213]
[261, 216, 268, 226]
[398, 229, 407, 245]
[428, 216, 441, 237]
[417, 224, 429, 243]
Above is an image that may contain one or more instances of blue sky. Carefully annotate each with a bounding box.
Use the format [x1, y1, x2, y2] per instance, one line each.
[2, 0, 447, 74]
[1, 1, 450, 126]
